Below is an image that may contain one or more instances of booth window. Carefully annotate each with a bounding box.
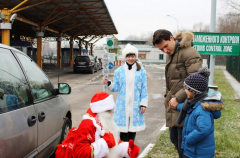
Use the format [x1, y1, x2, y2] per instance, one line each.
[159, 54, 164, 60]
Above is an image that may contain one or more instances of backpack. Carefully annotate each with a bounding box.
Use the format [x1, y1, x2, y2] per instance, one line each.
[55, 127, 77, 158]
[201, 89, 225, 111]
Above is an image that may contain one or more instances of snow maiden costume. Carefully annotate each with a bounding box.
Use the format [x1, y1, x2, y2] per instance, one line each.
[107, 44, 148, 138]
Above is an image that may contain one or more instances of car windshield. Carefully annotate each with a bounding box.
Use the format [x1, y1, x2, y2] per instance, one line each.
[75, 56, 90, 62]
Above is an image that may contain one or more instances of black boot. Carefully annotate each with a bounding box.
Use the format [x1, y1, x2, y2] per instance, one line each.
[120, 132, 129, 142]
[128, 132, 136, 141]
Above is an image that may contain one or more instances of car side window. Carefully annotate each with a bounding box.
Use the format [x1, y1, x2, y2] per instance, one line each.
[0, 48, 29, 114]
[15, 52, 54, 101]
[90, 56, 93, 61]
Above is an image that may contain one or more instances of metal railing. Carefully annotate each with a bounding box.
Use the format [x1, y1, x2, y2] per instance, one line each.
[226, 55, 240, 82]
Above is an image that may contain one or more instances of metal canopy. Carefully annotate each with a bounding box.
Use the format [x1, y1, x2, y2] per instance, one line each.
[0, 0, 118, 40]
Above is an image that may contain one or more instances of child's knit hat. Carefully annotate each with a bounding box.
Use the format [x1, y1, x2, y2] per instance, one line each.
[184, 67, 210, 94]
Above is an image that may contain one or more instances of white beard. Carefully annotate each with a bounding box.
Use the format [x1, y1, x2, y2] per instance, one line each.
[97, 112, 119, 158]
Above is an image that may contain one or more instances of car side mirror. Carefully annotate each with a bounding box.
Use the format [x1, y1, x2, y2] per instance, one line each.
[51, 88, 59, 95]
[58, 83, 71, 94]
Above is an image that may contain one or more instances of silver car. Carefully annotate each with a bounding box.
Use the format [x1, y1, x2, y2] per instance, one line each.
[0, 44, 72, 158]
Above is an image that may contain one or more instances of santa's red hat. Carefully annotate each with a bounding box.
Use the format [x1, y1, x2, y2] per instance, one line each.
[90, 92, 115, 113]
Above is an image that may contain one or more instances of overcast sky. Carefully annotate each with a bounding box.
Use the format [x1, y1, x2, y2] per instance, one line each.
[94, 0, 229, 46]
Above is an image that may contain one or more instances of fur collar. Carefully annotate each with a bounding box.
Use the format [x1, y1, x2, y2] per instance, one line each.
[201, 101, 225, 111]
[174, 31, 194, 48]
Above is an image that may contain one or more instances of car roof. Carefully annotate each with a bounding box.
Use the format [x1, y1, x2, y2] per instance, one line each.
[0, 43, 25, 55]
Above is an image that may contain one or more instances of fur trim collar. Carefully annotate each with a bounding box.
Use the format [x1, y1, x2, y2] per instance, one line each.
[201, 101, 225, 111]
[175, 31, 194, 48]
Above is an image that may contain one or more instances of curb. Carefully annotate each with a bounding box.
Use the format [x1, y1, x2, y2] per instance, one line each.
[223, 70, 240, 99]
[160, 123, 168, 132]
[138, 144, 154, 158]
[138, 123, 168, 158]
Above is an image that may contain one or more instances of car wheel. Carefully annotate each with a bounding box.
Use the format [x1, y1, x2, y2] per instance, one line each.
[60, 117, 72, 143]
[91, 67, 94, 74]
[73, 69, 77, 73]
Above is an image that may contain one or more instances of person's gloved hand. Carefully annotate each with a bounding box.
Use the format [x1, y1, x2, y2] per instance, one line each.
[102, 132, 116, 148]
[128, 139, 140, 158]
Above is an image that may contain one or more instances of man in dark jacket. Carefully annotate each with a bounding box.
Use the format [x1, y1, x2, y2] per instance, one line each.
[152, 29, 202, 158]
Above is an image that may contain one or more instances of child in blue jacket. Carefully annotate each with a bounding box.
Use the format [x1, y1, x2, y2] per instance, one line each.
[176, 67, 224, 158]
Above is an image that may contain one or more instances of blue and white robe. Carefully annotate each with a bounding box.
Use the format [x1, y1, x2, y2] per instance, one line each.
[108, 63, 148, 132]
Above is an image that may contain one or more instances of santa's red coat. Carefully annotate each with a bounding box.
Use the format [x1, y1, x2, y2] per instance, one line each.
[72, 108, 108, 158]
[72, 108, 133, 158]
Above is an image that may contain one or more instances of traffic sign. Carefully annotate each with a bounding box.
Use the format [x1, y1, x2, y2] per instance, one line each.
[107, 39, 113, 46]
[106, 38, 114, 49]
[193, 32, 240, 55]
[108, 53, 116, 61]
[108, 62, 114, 69]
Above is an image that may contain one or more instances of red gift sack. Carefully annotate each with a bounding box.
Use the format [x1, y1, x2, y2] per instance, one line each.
[55, 127, 77, 158]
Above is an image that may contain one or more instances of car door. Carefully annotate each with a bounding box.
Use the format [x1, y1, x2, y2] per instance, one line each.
[0, 47, 37, 158]
[90, 56, 97, 71]
[15, 52, 70, 157]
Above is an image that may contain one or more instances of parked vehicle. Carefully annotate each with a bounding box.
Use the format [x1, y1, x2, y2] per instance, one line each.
[98, 58, 103, 69]
[73, 55, 98, 73]
[94, 56, 100, 71]
[0, 43, 72, 158]
[52, 54, 57, 60]
[44, 55, 50, 59]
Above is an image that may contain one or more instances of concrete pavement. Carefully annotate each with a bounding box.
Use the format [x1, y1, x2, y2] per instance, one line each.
[223, 69, 240, 99]
[43, 65, 240, 158]
[44, 64, 166, 155]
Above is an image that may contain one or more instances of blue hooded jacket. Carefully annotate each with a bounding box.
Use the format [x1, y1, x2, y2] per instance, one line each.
[177, 100, 223, 158]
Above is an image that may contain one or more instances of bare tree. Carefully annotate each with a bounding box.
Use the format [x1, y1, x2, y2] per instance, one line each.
[42, 42, 50, 56]
[223, 0, 240, 12]
[125, 35, 140, 40]
[217, 12, 240, 33]
[125, 31, 154, 45]
[192, 22, 210, 32]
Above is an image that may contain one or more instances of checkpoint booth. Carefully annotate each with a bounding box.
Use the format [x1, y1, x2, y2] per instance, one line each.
[27, 47, 89, 67]
[62, 48, 88, 67]
[0, 39, 31, 54]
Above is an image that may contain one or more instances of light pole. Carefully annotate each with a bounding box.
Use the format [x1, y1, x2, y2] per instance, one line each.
[166, 15, 179, 32]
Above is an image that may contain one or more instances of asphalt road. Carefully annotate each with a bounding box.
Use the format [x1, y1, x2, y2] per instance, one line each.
[45, 64, 166, 154]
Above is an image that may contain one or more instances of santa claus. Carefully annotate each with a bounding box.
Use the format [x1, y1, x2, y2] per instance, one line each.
[56, 92, 140, 158]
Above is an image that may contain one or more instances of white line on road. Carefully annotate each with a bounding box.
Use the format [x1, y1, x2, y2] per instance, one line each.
[71, 85, 84, 90]
[138, 143, 154, 158]
[71, 73, 103, 90]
